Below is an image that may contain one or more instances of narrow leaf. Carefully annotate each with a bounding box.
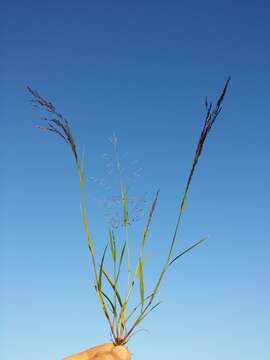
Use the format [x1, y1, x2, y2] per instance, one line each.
[95, 286, 112, 325]
[98, 244, 108, 290]
[108, 230, 116, 263]
[116, 242, 126, 282]
[169, 237, 207, 266]
[134, 255, 149, 280]
[123, 301, 162, 343]
[79, 151, 85, 186]
[126, 293, 153, 322]
[141, 190, 159, 249]
[99, 289, 116, 316]
[102, 268, 123, 308]
[80, 205, 94, 258]
[138, 257, 144, 309]
[117, 301, 127, 332]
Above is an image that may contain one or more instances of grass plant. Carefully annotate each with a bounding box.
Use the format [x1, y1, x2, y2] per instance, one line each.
[27, 78, 230, 347]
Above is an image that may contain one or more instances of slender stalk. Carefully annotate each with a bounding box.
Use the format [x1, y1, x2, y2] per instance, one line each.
[79, 158, 117, 341]
[121, 77, 231, 343]
[120, 190, 160, 321]
[27, 86, 117, 342]
[111, 136, 131, 338]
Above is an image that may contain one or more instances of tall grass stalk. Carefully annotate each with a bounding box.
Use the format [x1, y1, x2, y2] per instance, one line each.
[27, 78, 230, 346]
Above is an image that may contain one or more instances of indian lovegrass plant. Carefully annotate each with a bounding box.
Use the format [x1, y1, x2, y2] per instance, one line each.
[27, 78, 230, 355]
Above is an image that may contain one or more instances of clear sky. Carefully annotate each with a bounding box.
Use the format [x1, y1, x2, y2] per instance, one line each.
[1, 1, 270, 359]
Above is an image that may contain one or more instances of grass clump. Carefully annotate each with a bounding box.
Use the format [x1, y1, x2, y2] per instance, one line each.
[27, 78, 230, 346]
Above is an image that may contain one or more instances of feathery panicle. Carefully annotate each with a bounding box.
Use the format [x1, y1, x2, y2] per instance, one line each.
[27, 86, 79, 168]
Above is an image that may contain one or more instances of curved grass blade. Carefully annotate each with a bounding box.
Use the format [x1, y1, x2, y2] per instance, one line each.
[126, 293, 153, 323]
[99, 288, 117, 316]
[116, 242, 126, 283]
[134, 255, 149, 282]
[125, 191, 159, 304]
[80, 204, 98, 284]
[95, 285, 115, 337]
[108, 230, 116, 263]
[141, 190, 159, 250]
[117, 300, 127, 337]
[102, 268, 123, 308]
[98, 244, 108, 290]
[138, 257, 144, 311]
[169, 237, 207, 266]
[123, 301, 162, 343]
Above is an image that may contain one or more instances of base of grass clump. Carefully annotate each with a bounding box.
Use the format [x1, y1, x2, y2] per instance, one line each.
[63, 343, 131, 360]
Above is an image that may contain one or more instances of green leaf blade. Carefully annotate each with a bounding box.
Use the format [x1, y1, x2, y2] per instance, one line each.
[169, 237, 207, 266]
[138, 257, 144, 310]
[98, 244, 108, 290]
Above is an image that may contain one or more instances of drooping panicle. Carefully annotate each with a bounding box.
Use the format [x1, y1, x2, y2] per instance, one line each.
[27, 86, 80, 168]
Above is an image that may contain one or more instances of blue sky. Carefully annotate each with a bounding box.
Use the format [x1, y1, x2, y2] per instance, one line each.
[1, 1, 270, 359]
